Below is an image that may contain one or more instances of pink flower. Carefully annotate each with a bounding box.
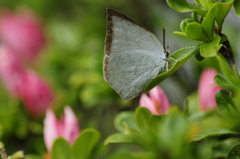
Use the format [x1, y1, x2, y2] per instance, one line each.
[139, 86, 170, 114]
[0, 45, 26, 95]
[18, 70, 54, 116]
[0, 9, 45, 61]
[44, 107, 80, 152]
[198, 68, 222, 111]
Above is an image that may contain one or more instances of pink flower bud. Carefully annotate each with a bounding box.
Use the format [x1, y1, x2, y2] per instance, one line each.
[139, 86, 170, 114]
[198, 68, 222, 111]
[18, 70, 54, 116]
[0, 9, 46, 61]
[0, 45, 26, 95]
[44, 107, 80, 152]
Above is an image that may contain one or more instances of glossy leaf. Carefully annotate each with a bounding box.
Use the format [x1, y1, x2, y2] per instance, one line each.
[185, 22, 210, 41]
[200, 36, 222, 57]
[71, 129, 100, 159]
[52, 138, 71, 159]
[144, 45, 199, 92]
[166, 0, 197, 12]
[234, 0, 240, 16]
[104, 133, 133, 145]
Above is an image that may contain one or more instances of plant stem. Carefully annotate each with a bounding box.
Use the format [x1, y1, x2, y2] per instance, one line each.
[218, 33, 235, 69]
[0, 148, 7, 159]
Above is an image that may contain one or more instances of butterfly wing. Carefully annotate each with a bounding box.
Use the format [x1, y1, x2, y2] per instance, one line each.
[104, 8, 166, 102]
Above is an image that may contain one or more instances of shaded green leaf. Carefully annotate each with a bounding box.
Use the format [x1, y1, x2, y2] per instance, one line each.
[191, 112, 238, 141]
[114, 111, 138, 134]
[215, 74, 237, 91]
[195, 51, 204, 61]
[216, 90, 237, 117]
[200, 36, 222, 57]
[144, 45, 199, 92]
[71, 129, 100, 159]
[234, 0, 240, 16]
[104, 133, 133, 145]
[216, 55, 240, 89]
[227, 144, 240, 159]
[135, 107, 151, 130]
[166, 0, 197, 12]
[52, 138, 71, 159]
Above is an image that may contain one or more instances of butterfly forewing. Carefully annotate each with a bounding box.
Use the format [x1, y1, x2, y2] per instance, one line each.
[104, 8, 166, 102]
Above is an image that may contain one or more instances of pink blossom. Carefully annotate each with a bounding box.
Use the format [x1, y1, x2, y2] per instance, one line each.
[44, 107, 80, 152]
[139, 86, 170, 114]
[18, 70, 54, 116]
[0, 9, 45, 61]
[198, 68, 222, 111]
[0, 45, 26, 95]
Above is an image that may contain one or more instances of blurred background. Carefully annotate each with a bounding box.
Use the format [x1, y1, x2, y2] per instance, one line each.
[0, 0, 239, 158]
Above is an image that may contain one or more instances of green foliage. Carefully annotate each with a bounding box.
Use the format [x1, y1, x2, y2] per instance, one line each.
[144, 45, 199, 92]
[51, 129, 100, 159]
[234, 0, 240, 16]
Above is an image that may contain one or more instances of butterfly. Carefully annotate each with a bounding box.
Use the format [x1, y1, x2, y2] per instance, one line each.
[103, 8, 170, 102]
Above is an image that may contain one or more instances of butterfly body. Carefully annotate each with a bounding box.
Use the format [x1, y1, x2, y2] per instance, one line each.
[104, 8, 167, 102]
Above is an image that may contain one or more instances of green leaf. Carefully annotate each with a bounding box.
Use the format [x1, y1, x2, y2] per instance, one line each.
[215, 74, 237, 91]
[227, 145, 240, 158]
[185, 92, 199, 115]
[10, 151, 24, 159]
[148, 114, 165, 128]
[173, 31, 187, 37]
[135, 107, 151, 130]
[114, 111, 138, 134]
[201, 4, 217, 40]
[180, 19, 196, 32]
[185, 22, 210, 41]
[25, 155, 44, 159]
[52, 138, 71, 159]
[166, 0, 197, 12]
[216, 55, 240, 89]
[144, 45, 199, 92]
[104, 133, 133, 145]
[216, 90, 237, 118]
[71, 129, 100, 159]
[234, 0, 240, 16]
[200, 36, 222, 57]
[191, 112, 238, 141]
[198, 0, 214, 9]
[215, 1, 233, 30]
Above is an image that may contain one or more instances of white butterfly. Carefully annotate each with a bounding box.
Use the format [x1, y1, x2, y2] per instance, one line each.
[103, 8, 169, 102]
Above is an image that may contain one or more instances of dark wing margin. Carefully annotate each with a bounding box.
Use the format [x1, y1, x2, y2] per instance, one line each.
[104, 8, 151, 80]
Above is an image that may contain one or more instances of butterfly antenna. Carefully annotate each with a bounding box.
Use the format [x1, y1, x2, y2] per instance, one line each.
[162, 25, 166, 51]
[162, 25, 170, 57]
